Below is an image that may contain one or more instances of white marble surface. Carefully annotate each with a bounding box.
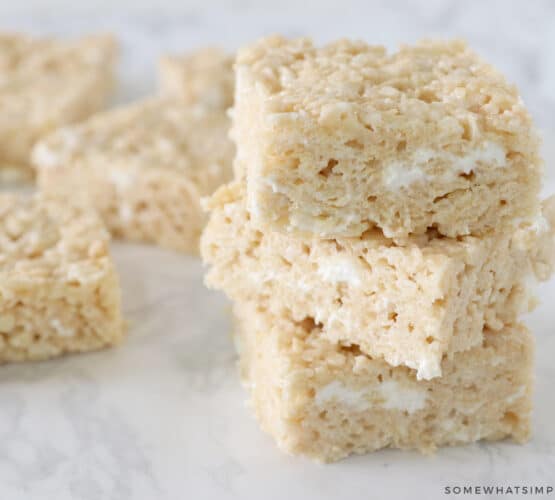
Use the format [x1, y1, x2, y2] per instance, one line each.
[1, 4, 555, 499]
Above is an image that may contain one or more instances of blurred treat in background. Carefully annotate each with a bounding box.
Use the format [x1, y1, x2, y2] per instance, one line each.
[0, 33, 117, 184]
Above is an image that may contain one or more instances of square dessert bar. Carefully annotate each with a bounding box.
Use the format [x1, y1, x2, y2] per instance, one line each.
[0, 33, 117, 181]
[234, 36, 542, 239]
[159, 47, 234, 110]
[202, 183, 553, 379]
[0, 194, 124, 363]
[234, 303, 533, 463]
[34, 96, 234, 254]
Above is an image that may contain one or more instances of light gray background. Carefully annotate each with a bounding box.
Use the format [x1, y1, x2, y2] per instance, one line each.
[0, 2, 554, 499]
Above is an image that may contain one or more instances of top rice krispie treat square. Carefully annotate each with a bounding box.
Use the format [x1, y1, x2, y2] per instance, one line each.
[233, 36, 542, 239]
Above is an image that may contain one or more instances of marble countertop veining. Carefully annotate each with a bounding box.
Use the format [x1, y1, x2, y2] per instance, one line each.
[0, 4, 555, 499]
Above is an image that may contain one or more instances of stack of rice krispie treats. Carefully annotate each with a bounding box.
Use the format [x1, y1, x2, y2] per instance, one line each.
[201, 36, 555, 462]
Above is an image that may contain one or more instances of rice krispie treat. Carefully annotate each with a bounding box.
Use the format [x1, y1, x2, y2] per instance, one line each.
[235, 303, 533, 463]
[34, 97, 234, 254]
[0, 194, 124, 363]
[159, 47, 234, 110]
[202, 183, 553, 379]
[0, 33, 117, 181]
[233, 36, 541, 239]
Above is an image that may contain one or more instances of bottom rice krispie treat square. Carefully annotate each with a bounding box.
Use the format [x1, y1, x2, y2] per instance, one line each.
[234, 303, 533, 463]
[0, 194, 124, 363]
